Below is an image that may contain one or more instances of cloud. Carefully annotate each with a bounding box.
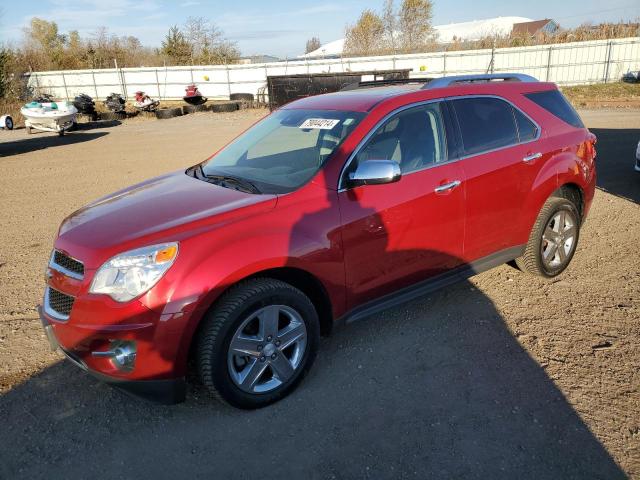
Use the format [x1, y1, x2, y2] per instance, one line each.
[180, 1, 200, 6]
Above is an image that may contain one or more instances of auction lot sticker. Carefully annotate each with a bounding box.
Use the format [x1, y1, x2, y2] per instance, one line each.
[300, 118, 340, 129]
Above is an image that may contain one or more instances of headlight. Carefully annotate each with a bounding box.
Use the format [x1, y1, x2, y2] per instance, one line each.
[90, 243, 178, 302]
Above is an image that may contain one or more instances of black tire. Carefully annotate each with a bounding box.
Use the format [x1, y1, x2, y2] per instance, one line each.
[182, 104, 207, 114]
[58, 129, 65, 137]
[4, 116, 13, 130]
[196, 278, 320, 409]
[155, 107, 183, 119]
[99, 111, 127, 121]
[515, 196, 581, 278]
[76, 113, 94, 123]
[230, 93, 254, 102]
[210, 101, 239, 113]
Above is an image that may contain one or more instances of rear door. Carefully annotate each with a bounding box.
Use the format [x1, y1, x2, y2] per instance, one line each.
[448, 96, 541, 261]
[338, 102, 466, 308]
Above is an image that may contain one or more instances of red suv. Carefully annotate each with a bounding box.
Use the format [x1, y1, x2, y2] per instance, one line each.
[40, 74, 596, 408]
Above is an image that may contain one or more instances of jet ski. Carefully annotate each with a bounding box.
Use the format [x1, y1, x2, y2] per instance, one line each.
[183, 84, 207, 105]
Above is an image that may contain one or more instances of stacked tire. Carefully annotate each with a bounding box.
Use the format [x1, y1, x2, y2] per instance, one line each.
[210, 101, 240, 113]
[182, 104, 208, 114]
[99, 111, 127, 121]
[155, 107, 183, 120]
[230, 93, 254, 109]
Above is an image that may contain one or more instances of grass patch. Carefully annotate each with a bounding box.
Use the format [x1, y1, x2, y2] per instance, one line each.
[562, 82, 640, 107]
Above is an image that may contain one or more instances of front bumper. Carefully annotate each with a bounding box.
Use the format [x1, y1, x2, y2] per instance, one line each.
[39, 306, 186, 404]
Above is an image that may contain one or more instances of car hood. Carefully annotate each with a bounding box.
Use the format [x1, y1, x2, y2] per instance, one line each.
[57, 170, 277, 265]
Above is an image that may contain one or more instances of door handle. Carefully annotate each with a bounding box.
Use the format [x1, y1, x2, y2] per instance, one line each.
[523, 152, 542, 163]
[434, 180, 462, 193]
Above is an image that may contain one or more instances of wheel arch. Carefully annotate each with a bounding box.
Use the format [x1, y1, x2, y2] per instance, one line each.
[181, 265, 335, 376]
[554, 182, 584, 220]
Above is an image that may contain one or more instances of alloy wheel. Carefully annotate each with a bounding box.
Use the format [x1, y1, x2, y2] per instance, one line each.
[541, 209, 577, 269]
[227, 305, 307, 394]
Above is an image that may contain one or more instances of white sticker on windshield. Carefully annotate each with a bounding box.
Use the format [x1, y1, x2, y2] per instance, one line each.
[299, 118, 340, 130]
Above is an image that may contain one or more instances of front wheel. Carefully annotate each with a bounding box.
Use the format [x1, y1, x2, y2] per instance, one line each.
[196, 278, 320, 409]
[516, 196, 581, 277]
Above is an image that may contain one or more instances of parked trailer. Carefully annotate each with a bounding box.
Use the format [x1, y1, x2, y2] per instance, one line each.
[266, 69, 411, 110]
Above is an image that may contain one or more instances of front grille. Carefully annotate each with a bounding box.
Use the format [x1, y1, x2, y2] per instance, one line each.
[48, 287, 75, 318]
[52, 250, 84, 277]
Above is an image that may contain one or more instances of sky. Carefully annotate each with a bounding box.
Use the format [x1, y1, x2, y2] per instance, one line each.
[0, 0, 638, 58]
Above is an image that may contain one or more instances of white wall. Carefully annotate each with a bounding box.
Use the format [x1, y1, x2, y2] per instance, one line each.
[28, 37, 640, 101]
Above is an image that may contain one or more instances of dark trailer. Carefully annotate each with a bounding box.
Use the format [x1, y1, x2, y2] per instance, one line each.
[266, 69, 412, 110]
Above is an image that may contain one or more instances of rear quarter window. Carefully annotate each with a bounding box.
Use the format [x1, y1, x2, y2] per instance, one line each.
[524, 90, 584, 129]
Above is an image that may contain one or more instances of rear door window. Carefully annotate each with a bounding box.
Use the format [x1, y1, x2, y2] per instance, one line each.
[451, 97, 518, 156]
[525, 90, 584, 128]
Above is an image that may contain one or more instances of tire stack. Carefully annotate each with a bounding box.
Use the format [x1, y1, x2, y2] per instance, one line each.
[230, 93, 254, 109]
[182, 104, 208, 115]
[210, 101, 240, 113]
[155, 107, 183, 120]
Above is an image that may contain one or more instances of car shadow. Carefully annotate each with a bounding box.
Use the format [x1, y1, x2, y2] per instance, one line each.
[0, 176, 628, 479]
[0, 278, 626, 479]
[0, 131, 109, 157]
[591, 127, 640, 204]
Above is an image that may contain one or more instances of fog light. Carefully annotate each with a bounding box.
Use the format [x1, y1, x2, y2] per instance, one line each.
[92, 340, 137, 372]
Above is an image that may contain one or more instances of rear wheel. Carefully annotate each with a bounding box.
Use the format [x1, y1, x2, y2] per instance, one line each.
[196, 278, 320, 409]
[515, 196, 580, 277]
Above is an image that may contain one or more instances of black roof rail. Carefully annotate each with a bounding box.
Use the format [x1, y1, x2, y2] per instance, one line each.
[423, 73, 538, 89]
[340, 77, 431, 91]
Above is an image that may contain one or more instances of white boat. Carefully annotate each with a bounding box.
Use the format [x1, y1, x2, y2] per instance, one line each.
[21, 101, 78, 135]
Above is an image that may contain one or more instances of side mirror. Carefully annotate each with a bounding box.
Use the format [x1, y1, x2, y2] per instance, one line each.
[348, 160, 401, 187]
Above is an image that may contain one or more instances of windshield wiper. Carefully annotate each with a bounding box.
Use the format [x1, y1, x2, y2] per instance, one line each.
[196, 167, 261, 194]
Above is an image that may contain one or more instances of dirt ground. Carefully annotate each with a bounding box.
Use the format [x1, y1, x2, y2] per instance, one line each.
[0, 108, 638, 479]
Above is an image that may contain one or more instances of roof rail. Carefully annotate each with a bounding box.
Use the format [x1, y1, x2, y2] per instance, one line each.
[423, 73, 538, 89]
[340, 77, 429, 91]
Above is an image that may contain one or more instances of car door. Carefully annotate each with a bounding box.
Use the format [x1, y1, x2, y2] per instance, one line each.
[448, 96, 541, 261]
[338, 102, 466, 309]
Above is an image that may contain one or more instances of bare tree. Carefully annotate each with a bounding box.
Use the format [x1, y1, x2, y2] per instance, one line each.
[344, 9, 385, 56]
[398, 0, 435, 52]
[183, 16, 240, 65]
[382, 0, 397, 53]
[305, 36, 321, 54]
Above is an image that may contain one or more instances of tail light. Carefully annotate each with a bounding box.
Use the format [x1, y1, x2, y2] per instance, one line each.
[586, 132, 597, 160]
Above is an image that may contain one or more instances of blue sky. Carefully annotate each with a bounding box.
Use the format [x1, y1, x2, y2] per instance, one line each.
[1, 0, 638, 58]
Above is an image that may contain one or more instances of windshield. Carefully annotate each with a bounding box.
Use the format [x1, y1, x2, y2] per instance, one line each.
[199, 109, 366, 193]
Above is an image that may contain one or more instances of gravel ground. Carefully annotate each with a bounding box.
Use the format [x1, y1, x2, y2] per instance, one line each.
[0, 108, 638, 479]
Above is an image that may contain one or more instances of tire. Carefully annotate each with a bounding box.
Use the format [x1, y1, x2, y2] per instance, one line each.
[196, 278, 320, 409]
[515, 196, 581, 278]
[76, 113, 95, 123]
[4, 116, 13, 130]
[210, 101, 239, 113]
[182, 104, 207, 114]
[230, 93, 254, 102]
[99, 111, 126, 121]
[155, 107, 183, 119]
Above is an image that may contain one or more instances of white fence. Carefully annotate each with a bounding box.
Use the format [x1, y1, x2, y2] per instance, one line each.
[28, 37, 640, 101]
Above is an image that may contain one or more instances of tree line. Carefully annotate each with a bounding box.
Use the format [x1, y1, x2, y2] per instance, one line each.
[0, 16, 240, 101]
[305, 0, 639, 57]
